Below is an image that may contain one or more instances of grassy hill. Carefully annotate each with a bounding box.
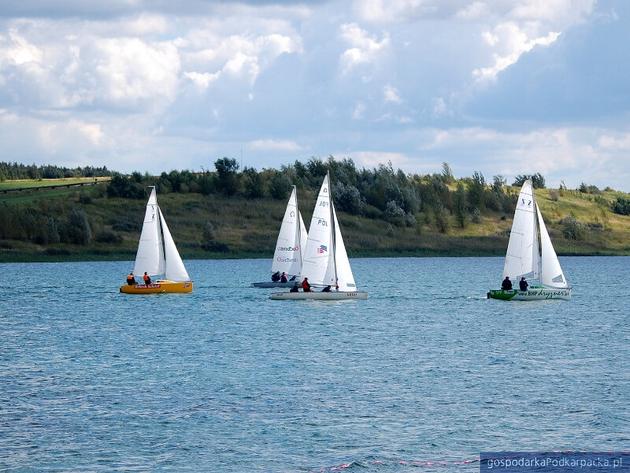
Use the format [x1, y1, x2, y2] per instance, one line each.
[0, 179, 628, 262]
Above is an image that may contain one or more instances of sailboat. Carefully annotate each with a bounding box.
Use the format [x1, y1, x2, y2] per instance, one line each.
[271, 172, 367, 300]
[120, 187, 193, 294]
[252, 186, 308, 288]
[487, 180, 571, 301]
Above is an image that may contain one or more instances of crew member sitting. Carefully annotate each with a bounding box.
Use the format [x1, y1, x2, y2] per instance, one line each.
[519, 277, 528, 291]
[143, 272, 152, 285]
[126, 272, 135, 285]
[302, 277, 311, 292]
[501, 276, 513, 291]
[290, 282, 299, 293]
[271, 271, 281, 282]
[280, 272, 288, 283]
[322, 285, 331, 292]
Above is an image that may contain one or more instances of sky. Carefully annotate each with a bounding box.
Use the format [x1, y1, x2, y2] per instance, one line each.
[0, 0, 629, 190]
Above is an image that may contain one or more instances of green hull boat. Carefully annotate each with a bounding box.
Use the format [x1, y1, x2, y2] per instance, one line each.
[487, 287, 572, 301]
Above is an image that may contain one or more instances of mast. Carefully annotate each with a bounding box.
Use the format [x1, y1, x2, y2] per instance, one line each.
[327, 171, 338, 288]
[153, 187, 167, 277]
[294, 185, 303, 270]
[534, 199, 542, 280]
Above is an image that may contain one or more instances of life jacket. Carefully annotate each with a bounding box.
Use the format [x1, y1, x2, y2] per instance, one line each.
[143, 274, 150, 283]
[302, 280, 311, 291]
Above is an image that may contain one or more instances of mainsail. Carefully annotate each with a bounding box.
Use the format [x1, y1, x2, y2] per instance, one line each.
[132, 187, 190, 282]
[271, 186, 307, 277]
[301, 173, 358, 290]
[503, 180, 540, 282]
[133, 187, 164, 277]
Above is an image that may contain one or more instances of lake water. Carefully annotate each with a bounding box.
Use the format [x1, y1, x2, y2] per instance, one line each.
[1, 257, 628, 472]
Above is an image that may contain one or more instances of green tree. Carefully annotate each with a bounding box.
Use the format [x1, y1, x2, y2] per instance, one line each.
[242, 167, 264, 198]
[214, 158, 240, 196]
[453, 182, 467, 228]
[269, 172, 291, 200]
[65, 208, 92, 245]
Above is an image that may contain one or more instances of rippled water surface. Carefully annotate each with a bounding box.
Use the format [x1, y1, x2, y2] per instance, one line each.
[1, 257, 629, 472]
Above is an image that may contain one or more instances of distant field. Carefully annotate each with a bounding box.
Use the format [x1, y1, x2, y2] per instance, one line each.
[0, 176, 110, 191]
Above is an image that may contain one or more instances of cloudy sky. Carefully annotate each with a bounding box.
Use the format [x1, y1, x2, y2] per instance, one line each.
[1, 0, 628, 189]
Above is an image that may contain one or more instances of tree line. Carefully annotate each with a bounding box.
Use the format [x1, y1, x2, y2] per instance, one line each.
[106, 158, 521, 232]
[0, 162, 112, 180]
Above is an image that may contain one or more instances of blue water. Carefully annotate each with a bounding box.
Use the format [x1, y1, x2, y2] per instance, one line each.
[1, 257, 628, 472]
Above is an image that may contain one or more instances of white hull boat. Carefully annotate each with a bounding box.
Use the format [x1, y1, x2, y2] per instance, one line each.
[251, 186, 307, 288]
[271, 291, 368, 300]
[271, 172, 367, 301]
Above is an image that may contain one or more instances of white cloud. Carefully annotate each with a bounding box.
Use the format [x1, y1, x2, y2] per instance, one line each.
[383, 84, 401, 103]
[339, 23, 389, 74]
[248, 139, 302, 152]
[345, 150, 410, 168]
[183, 31, 301, 88]
[184, 71, 220, 90]
[93, 38, 181, 106]
[0, 30, 43, 65]
[352, 101, 366, 119]
[473, 23, 560, 81]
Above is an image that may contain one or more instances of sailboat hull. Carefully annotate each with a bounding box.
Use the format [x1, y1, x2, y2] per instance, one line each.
[251, 281, 296, 288]
[487, 287, 571, 301]
[120, 280, 193, 294]
[270, 291, 368, 300]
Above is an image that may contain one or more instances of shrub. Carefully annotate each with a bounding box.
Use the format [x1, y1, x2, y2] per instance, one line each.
[611, 197, 630, 216]
[334, 182, 364, 215]
[65, 208, 92, 245]
[269, 173, 292, 200]
[561, 216, 586, 241]
[95, 230, 123, 244]
[384, 200, 406, 226]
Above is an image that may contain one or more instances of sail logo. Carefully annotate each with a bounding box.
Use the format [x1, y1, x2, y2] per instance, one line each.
[316, 218, 328, 226]
[317, 245, 328, 254]
[521, 198, 532, 207]
[277, 245, 299, 252]
[319, 201, 329, 208]
[276, 257, 298, 263]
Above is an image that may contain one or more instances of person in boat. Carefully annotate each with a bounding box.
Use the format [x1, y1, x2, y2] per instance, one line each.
[302, 277, 311, 292]
[271, 271, 281, 282]
[290, 282, 299, 293]
[501, 276, 513, 291]
[280, 272, 288, 283]
[322, 285, 331, 292]
[519, 277, 529, 291]
[126, 272, 135, 285]
[143, 272, 152, 285]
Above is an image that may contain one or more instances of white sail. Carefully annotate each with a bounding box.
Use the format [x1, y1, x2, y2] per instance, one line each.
[301, 175, 334, 286]
[536, 205, 568, 288]
[299, 211, 307, 263]
[503, 180, 540, 282]
[133, 187, 164, 277]
[331, 201, 357, 291]
[159, 208, 190, 282]
[271, 186, 306, 277]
